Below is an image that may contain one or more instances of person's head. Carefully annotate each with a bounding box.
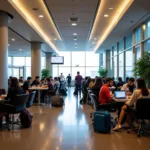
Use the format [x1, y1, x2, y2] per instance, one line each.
[35, 76, 40, 81]
[68, 74, 70, 76]
[118, 77, 122, 82]
[85, 77, 89, 81]
[112, 77, 114, 80]
[106, 77, 113, 87]
[86, 77, 91, 84]
[27, 77, 32, 83]
[136, 78, 149, 96]
[128, 77, 135, 86]
[54, 77, 58, 81]
[77, 71, 80, 75]
[61, 73, 63, 76]
[10, 77, 19, 88]
[126, 77, 129, 82]
[41, 78, 45, 82]
[47, 78, 50, 83]
[94, 77, 103, 87]
[20, 76, 23, 79]
[9, 76, 12, 79]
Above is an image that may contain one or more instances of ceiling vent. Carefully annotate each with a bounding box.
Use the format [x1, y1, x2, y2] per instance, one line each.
[69, 17, 79, 22]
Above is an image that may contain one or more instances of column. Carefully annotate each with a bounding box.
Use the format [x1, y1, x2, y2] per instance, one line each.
[0, 11, 12, 90]
[46, 52, 53, 76]
[31, 42, 42, 78]
[105, 50, 110, 76]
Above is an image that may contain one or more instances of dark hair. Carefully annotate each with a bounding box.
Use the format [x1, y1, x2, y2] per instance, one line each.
[54, 77, 58, 81]
[35, 76, 40, 79]
[41, 78, 45, 81]
[77, 71, 80, 75]
[118, 77, 122, 82]
[128, 77, 135, 82]
[47, 78, 50, 82]
[106, 77, 113, 83]
[137, 78, 149, 96]
[126, 77, 129, 82]
[94, 77, 103, 87]
[86, 77, 91, 84]
[10, 77, 19, 88]
[27, 77, 32, 80]
[20, 76, 23, 78]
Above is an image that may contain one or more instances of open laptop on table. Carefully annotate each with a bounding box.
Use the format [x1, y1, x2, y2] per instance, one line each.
[114, 91, 128, 102]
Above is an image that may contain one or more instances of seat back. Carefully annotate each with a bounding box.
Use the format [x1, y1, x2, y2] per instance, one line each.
[0, 89, 6, 95]
[136, 98, 150, 119]
[90, 94, 99, 111]
[13, 94, 29, 112]
[27, 91, 36, 108]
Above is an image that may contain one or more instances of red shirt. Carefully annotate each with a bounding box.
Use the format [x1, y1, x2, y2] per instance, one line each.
[99, 84, 112, 104]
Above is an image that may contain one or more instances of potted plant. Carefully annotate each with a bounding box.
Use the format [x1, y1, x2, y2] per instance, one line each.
[41, 69, 50, 78]
[134, 52, 150, 88]
[98, 67, 108, 77]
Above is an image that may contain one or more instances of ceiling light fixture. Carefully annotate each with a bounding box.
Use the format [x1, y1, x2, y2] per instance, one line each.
[72, 23, 77, 26]
[104, 14, 109, 17]
[39, 15, 44, 18]
[73, 33, 77, 36]
[8, 0, 62, 54]
[109, 8, 113, 10]
[12, 38, 15, 41]
[74, 39, 77, 41]
[89, 0, 134, 52]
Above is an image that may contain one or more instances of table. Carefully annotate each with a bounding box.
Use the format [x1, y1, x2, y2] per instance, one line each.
[29, 87, 48, 104]
[113, 96, 131, 103]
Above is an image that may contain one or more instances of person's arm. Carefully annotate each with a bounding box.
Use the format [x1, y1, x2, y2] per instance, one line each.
[121, 84, 126, 91]
[126, 90, 138, 106]
[104, 87, 113, 102]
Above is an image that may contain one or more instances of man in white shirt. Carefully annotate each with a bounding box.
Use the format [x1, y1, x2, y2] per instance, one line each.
[60, 73, 65, 82]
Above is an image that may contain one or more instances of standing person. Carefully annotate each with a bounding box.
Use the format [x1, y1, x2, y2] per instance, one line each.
[74, 71, 83, 95]
[66, 74, 72, 88]
[59, 73, 65, 90]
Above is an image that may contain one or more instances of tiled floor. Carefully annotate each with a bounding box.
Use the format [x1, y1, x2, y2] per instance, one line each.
[0, 88, 150, 150]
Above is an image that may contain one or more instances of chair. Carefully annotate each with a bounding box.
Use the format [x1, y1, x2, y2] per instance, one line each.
[26, 91, 36, 108]
[128, 98, 150, 137]
[1, 94, 29, 130]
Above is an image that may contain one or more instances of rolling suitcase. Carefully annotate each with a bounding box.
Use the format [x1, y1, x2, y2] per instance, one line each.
[93, 111, 111, 133]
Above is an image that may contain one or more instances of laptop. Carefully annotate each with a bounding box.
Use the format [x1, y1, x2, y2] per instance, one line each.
[114, 91, 126, 99]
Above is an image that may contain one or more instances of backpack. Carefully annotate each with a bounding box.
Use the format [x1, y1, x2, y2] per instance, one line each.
[51, 96, 64, 107]
[93, 110, 111, 133]
[20, 110, 32, 128]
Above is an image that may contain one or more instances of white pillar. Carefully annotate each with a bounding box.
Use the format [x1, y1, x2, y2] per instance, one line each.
[0, 11, 12, 91]
[31, 42, 42, 78]
[46, 52, 53, 76]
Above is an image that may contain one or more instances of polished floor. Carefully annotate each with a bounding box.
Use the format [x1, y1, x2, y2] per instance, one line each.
[0, 88, 150, 150]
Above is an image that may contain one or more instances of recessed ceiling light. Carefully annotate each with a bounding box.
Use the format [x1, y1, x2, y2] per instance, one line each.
[72, 23, 77, 26]
[74, 39, 77, 41]
[12, 39, 15, 41]
[104, 14, 109, 17]
[109, 8, 113, 10]
[39, 15, 44, 18]
[73, 33, 77, 36]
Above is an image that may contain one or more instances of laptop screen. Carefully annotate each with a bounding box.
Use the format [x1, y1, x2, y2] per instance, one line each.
[114, 91, 126, 99]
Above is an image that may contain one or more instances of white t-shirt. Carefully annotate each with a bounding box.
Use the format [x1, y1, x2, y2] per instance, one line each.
[126, 89, 150, 107]
[60, 75, 65, 82]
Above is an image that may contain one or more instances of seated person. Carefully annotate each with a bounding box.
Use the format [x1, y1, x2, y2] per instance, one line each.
[117, 77, 125, 89]
[31, 76, 40, 86]
[112, 77, 116, 87]
[99, 77, 113, 104]
[19, 76, 24, 83]
[54, 77, 60, 92]
[23, 77, 32, 93]
[89, 78, 95, 89]
[121, 77, 136, 95]
[113, 78, 150, 131]
[5, 77, 24, 105]
[47, 78, 55, 95]
[91, 77, 103, 98]
[40, 78, 45, 86]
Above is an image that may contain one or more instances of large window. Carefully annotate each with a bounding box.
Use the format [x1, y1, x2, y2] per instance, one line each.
[135, 27, 141, 43]
[125, 49, 133, 77]
[144, 21, 150, 39]
[125, 34, 132, 49]
[144, 40, 150, 52]
[119, 52, 124, 78]
[113, 45, 117, 79]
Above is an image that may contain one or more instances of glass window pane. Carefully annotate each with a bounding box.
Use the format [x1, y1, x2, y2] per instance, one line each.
[125, 49, 133, 77]
[8, 57, 12, 66]
[72, 67, 85, 79]
[59, 52, 71, 66]
[114, 56, 117, 79]
[25, 57, 31, 66]
[135, 27, 141, 43]
[144, 40, 150, 52]
[86, 67, 99, 78]
[110, 58, 113, 77]
[41, 57, 46, 67]
[86, 52, 99, 66]
[58, 67, 71, 78]
[53, 67, 58, 77]
[72, 52, 85, 66]
[119, 39, 124, 52]
[144, 21, 150, 39]
[136, 46, 141, 62]
[119, 52, 124, 78]
[125, 33, 132, 49]
[26, 67, 31, 77]
[13, 57, 25, 66]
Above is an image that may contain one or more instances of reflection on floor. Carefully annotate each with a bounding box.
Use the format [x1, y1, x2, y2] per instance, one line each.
[0, 88, 150, 150]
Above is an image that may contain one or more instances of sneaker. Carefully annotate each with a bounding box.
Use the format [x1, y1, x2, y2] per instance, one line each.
[113, 124, 121, 131]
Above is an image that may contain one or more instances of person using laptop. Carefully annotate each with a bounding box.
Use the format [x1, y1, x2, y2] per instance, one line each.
[99, 77, 113, 104]
[113, 78, 150, 131]
[121, 77, 136, 95]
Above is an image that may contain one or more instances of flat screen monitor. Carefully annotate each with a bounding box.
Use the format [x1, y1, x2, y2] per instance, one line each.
[51, 56, 64, 64]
